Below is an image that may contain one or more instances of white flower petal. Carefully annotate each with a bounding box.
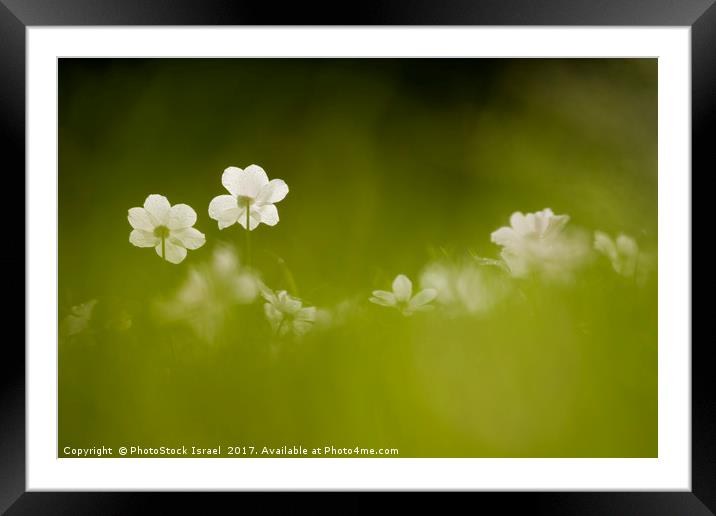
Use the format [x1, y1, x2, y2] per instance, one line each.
[594, 231, 617, 259]
[293, 320, 313, 336]
[171, 227, 206, 250]
[532, 212, 549, 235]
[167, 203, 197, 230]
[264, 303, 283, 328]
[236, 207, 261, 231]
[143, 194, 171, 225]
[409, 288, 438, 309]
[392, 274, 413, 302]
[155, 240, 188, 264]
[616, 234, 638, 256]
[524, 213, 538, 234]
[260, 284, 278, 304]
[218, 217, 238, 230]
[509, 212, 529, 235]
[129, 229, 159, 248]
[128, 207, 155, 231]
[257, 203, 279, 226]
[208, 195, 240, 229]
[277, 291, 303, 314]
[545, 214, 570, 237]
[491, 227, 516, 248]
[221, 166, 243, 197]
[208, 194, 238, 217]
[296, 306, 317, 323]
[256, 179, 289, 204]
[237, 165, 270, 198]
[370, 290, 397, 306]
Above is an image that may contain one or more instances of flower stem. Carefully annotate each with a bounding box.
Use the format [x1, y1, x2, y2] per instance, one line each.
[161, 235, 166, 261]
[245, 208, 251, 268]
[276, 317, 286, 338]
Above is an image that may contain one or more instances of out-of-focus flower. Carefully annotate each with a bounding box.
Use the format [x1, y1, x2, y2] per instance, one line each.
[370, 274, 437, 316]
[157, 245, 260, 340]
[420, 261, 509, 315]
[208, 165, 288, 231]
[262, 288, 317, 337]
[60, 299, 98, 337]
[313, 299, 361, 330]
[490, 208, 589, 280]
[594, 231, 643, 278]
[128, 194, 205, 264]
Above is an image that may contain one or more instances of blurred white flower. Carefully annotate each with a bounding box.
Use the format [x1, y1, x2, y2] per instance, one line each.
[60, 299, 98, 338]
[313, 299, 361, 330]
[128, 194, 205, 264]
[594, 231, 641, 278]
[208, 165, 289, 231]
[420, 261, 509, 315]
[157, 245, 260, 340]
[370, 274, 437, 316]
[262, 288, 317, 337]
[490, 208, 588, 280]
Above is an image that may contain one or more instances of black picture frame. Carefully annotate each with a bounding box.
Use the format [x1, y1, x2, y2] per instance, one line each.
[2, 1, 709, 513]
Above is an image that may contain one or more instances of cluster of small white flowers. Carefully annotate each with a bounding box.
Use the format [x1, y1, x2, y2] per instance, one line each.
[490, 208, 591, 280]
[128, 170, 651, 340]
[130, 165, 314, 339]
[368, 207, 650, 317]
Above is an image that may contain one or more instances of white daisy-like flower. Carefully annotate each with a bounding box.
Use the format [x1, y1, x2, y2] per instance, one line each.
[262, 288, 317, 337]
[128, 194, 206, 264]
[370, 274, 437, 316]
[490, 208, 586, 279]
[208, 165, 289, 231]
[594, 231, 640, 278]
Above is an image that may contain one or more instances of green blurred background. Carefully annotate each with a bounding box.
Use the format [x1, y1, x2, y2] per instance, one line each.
[59, 58, 657, 457]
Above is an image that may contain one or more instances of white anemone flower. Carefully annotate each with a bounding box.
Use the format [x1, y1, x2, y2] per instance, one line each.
[208, 165, 289, 231]
[262, 289, 317, 337]
[128, 194, 206, 264]
[370, 274, 437, 316]
[594, 231, 640, 278]
[490, 208, 587, 279]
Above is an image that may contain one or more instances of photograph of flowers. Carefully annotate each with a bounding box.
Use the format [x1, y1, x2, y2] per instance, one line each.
[59, 58, 656, 458]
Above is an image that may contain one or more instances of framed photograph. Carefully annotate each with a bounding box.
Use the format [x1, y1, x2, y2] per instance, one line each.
[3, 0, 709, 512]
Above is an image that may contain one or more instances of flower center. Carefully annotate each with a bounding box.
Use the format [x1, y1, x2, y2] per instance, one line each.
[153, 225, 170, 239]
[237, 195, 253, 209]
